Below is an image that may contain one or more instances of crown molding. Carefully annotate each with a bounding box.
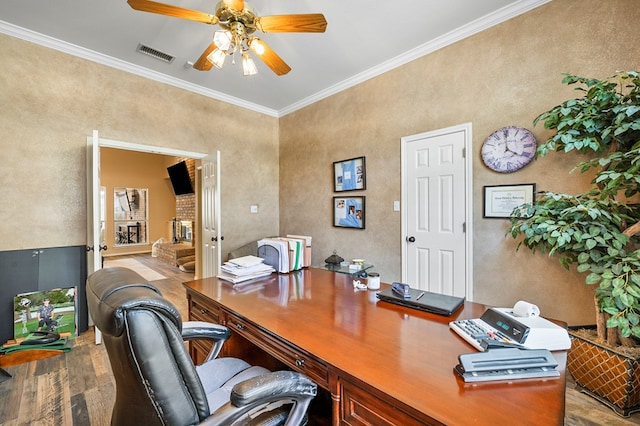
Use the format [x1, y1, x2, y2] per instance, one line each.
[0, 0, 549, 118]
[0, 20, 279, 118]
[278, 0, 550, 116]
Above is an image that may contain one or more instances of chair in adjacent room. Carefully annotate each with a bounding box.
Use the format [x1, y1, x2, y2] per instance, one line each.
[86, 267, 317, 426]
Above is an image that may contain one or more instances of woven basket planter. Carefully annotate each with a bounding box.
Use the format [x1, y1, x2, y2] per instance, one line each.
[568, 329, 640, 416]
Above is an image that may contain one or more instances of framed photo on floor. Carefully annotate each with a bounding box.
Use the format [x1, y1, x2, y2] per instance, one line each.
[333, 196, 365, 229]
[13, 287, 77, 340]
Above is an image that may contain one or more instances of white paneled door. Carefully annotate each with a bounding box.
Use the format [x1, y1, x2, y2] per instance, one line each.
[201, 152, 221, 278]
[401, 124, 473, 299]
[86, 130, 103, 276]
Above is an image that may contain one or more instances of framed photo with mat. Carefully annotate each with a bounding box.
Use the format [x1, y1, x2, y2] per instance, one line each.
[13, 287, 77, 340]
[333, 196, 365, 229]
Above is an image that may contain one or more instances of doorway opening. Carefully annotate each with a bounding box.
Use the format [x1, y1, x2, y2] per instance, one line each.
[93, 135, 207, 276]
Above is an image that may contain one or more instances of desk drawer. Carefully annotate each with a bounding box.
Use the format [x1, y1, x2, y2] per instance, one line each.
[341, 377, 430, 426]
[225, 311, 328, 389]
[188, 293, 221, 324]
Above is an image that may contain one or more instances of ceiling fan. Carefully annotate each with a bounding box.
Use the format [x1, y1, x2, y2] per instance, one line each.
[127, 0, 327, 76]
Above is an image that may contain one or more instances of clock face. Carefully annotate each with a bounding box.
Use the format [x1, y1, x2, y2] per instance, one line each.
[481, 126, 537, 173]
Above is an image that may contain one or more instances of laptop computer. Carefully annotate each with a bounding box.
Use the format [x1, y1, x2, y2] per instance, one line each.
[376, 287, 464, 316]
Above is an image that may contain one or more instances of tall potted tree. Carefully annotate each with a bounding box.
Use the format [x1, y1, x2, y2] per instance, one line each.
[508, 71, 640, 415]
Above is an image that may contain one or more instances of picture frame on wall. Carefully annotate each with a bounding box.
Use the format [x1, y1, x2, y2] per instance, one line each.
[333, 196, 365, 229]
[483, 183, 536, 218]
[333, 156, 366, 192]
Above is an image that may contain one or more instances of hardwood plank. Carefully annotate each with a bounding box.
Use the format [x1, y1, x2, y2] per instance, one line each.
[82, 374, 115, 426]
[0, 364, 25, 423]
[66, 343, 97, 394]
[33, 350, 65, 376]
[70, 393, 90, 425]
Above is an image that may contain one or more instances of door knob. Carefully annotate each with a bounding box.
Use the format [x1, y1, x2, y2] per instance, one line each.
[99, 244, 108, 251]
[212, 237, 217, 242]
[406, 236, 416, 243]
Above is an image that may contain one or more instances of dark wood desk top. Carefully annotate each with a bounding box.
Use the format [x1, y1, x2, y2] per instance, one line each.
[184, 268, 566, 425]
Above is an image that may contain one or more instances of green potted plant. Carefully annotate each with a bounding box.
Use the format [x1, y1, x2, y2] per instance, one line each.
[508, 71, 640, 415]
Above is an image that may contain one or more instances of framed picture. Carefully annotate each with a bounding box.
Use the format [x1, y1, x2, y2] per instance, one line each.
[333, 156, 366, 192]
[483, 183, 535, 218]
[333, 196, 365, 229]
[13, 287, 77, 340]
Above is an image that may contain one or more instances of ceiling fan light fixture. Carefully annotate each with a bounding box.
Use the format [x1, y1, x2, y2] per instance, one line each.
[207, 48, 227, 69]
[127, 0, 326, 76]
[213, 30, 232, 51]
[242, 51, 258, 76]
[248, 37, 264, 55]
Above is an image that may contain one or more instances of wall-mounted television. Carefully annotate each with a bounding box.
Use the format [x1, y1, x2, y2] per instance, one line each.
[167, 161, 194, 195]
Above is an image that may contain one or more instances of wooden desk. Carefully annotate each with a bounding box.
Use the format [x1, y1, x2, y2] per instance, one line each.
[183, 268, 566, 425]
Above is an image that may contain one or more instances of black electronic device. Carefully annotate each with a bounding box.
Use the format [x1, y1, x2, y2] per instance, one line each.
[167, 161, 194, 195]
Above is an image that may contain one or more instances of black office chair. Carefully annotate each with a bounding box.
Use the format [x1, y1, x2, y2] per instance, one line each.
[86, 267, 317, 426]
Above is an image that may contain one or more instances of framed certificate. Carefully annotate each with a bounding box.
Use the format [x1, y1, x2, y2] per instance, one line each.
[483, 184, 535, 218]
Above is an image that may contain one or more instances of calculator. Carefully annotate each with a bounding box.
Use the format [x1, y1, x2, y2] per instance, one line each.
[449, 317, 524, 351]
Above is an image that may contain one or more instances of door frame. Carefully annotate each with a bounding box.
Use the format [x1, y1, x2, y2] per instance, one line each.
[400, 122, 474, 300]
[88, 131, 208, 268]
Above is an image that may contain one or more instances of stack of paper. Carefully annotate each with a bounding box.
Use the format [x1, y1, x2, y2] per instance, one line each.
[258, 239, 290, 273]
[217, 255, 275, 285]
[287, 235, 312, 267]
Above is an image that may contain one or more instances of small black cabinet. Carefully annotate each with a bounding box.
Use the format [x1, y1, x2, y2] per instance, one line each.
[0, 245, 87, 344]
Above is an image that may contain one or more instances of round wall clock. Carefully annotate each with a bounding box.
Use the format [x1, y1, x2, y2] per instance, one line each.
[481, 126, 537, 173]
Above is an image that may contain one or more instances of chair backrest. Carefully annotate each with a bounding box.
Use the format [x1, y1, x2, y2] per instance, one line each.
[87, 267, 209, 425]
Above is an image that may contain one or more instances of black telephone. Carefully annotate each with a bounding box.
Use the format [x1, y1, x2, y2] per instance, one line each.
[454, 347, 559, 382]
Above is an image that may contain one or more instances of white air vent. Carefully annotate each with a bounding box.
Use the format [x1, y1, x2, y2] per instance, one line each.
[136, 43, 175, 63]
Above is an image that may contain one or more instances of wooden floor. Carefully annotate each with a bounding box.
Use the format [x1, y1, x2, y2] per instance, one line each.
[1, 254, 639, 425]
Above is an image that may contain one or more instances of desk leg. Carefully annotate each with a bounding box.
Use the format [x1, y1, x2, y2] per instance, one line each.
[332, 393, 341, 425]
[330, 375, 341, 425]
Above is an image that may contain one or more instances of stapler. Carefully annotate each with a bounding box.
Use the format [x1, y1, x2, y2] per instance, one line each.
[391, 282, 411, 299]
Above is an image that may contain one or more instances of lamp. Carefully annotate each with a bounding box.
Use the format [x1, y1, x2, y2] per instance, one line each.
[206, 23, 260, 76]
[206, 47, 227, 69]
[242, 51, 257, 75]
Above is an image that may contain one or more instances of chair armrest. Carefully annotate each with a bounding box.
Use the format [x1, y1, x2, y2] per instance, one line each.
[231, 370, 317, 406]
[202, 371, 317, 426]
[181, 321, 231, 361]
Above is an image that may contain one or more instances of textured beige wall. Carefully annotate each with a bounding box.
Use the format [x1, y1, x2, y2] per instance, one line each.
[0, 33, 280, 258]
[279, 0, 640, 325]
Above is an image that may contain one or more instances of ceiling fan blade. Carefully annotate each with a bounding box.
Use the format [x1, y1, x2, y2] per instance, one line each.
[222, 0, 244, 11]
[193, 42, 218, 71]
[127, 0, 219, 25]
[249, 38, 291, 76]
[256, 14, 327, 33]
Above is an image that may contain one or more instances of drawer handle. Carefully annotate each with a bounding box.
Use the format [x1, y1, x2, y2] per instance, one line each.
[295, 358, 305, 368]
[236, 323, 245, 331]
[200, 309, 208, 315]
